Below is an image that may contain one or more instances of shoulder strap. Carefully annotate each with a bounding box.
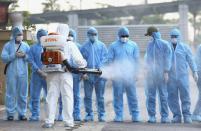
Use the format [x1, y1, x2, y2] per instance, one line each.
[4, 43, 23, 75]
[16, 43, 22, 52]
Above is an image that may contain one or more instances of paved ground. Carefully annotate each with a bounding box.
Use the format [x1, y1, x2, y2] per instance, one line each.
[0, 71, 201, 131]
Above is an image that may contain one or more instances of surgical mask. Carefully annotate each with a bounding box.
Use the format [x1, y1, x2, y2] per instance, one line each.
[16, 35, 23, 42]
[67, 36, 74, 41]
[171, 38, 177, 44]
[120, 37, 128, 43]
[39, 36, 45, 44]
[89, 36, 97, 43]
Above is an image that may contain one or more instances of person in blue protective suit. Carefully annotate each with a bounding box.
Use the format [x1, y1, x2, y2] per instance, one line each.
[81, 27, 108, 122]
[192, 44, 201, 122]
[167, 28, 198, 123]
[144, 26, 172, 123]
[57, 29, 83, 121]
[1, 26, 30, 121]
[107, 27, 141, 122]
[28, 29, 48, 121]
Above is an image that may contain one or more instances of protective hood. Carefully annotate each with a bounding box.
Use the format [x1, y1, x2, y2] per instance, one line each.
[56, 24, 69, 40]
[118, 27, 129, 38]
[87, 27, 98, 37]
[170, 28, 181, 42]
[37, 29, 48, 42]
[69, 29, 77, 42]
[170, 28, 181, 36]
[87, 27, 98, 43]
[152, 32, 161, 39]
[12, 26, 23, 39]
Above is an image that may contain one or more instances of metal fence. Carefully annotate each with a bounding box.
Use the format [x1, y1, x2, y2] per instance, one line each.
[77, 24, 177, 53]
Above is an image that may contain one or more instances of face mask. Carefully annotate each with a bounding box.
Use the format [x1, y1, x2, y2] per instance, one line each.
[171, 38, 177, 44]
[89, 36, 97, 43]
[39, 36, 45, 43]
[67, 36, 74, 41]
[120, 37, 128, 43]
[16, 35, 23, 43]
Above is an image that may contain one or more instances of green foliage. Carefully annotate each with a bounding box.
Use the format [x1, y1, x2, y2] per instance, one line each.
[42, 0, 60, 12]
[8, 0, 19, 13]
[6, 0, 36, 31]
[22, 11, 36, 31]
[140, 14, 167, 24]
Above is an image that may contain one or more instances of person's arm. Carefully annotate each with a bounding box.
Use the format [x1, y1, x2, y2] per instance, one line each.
[70, 42, 87, 68]
[24, 43, 30, 61]
[186, 45, 197, 73]
[106, 44, 114, 65]
[186, 44, 198, 82]
[1, 42, 16, 64]
[195, 45, 201, 71]
[28, 46, 40, 73]
[99, 43, 108, 68]
[133, 43, 140, 71]
[164, 42, 172, 72]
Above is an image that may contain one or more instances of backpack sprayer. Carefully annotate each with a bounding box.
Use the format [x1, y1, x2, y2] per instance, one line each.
[41, 34, 102, 75]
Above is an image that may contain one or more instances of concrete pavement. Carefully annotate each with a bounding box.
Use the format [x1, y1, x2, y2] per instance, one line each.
[0, 74, 201, 131]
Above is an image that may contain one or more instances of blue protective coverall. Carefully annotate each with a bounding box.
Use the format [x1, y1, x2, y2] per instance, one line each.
[192, 44, 201, 121]
[81, 27, 108, 122]
[107, 27, 140, 122]
[28, 29, 48, 121]
[145, 31, 172, 123]
[1, 27, 30, 119]
[167, 28, 197, 123]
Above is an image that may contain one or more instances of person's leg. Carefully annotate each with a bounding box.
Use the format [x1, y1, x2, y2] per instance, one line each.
[145, 79, 157, 123]
[83, 80, 94, 121]
[179, 76, 192, 123]
[29, 74, 42, 121]
[95, 78, 106, 122]
[61, 73, 74, 127]
[167, 79, 181, 123]
[113, 80, 124, 122]
[5, 75, 17, 120]
[56, 94, 63, 121]
[42, 79, 47, 99]
[17, 75, 28, 120]
[192, 72, 201, 121]
[73, 74, 81, 121]
[45, 73, 60, 125]
[125, 81, 140, 122]
[158, 80, 169, 123]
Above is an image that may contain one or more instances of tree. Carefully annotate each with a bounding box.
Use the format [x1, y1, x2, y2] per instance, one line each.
[7, 0, 19, 12]
[42, 0, 60, 12]
[23, 11, 36, 30]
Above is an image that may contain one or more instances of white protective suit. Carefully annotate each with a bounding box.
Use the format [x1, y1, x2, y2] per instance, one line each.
[45, 24, 86, 127]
